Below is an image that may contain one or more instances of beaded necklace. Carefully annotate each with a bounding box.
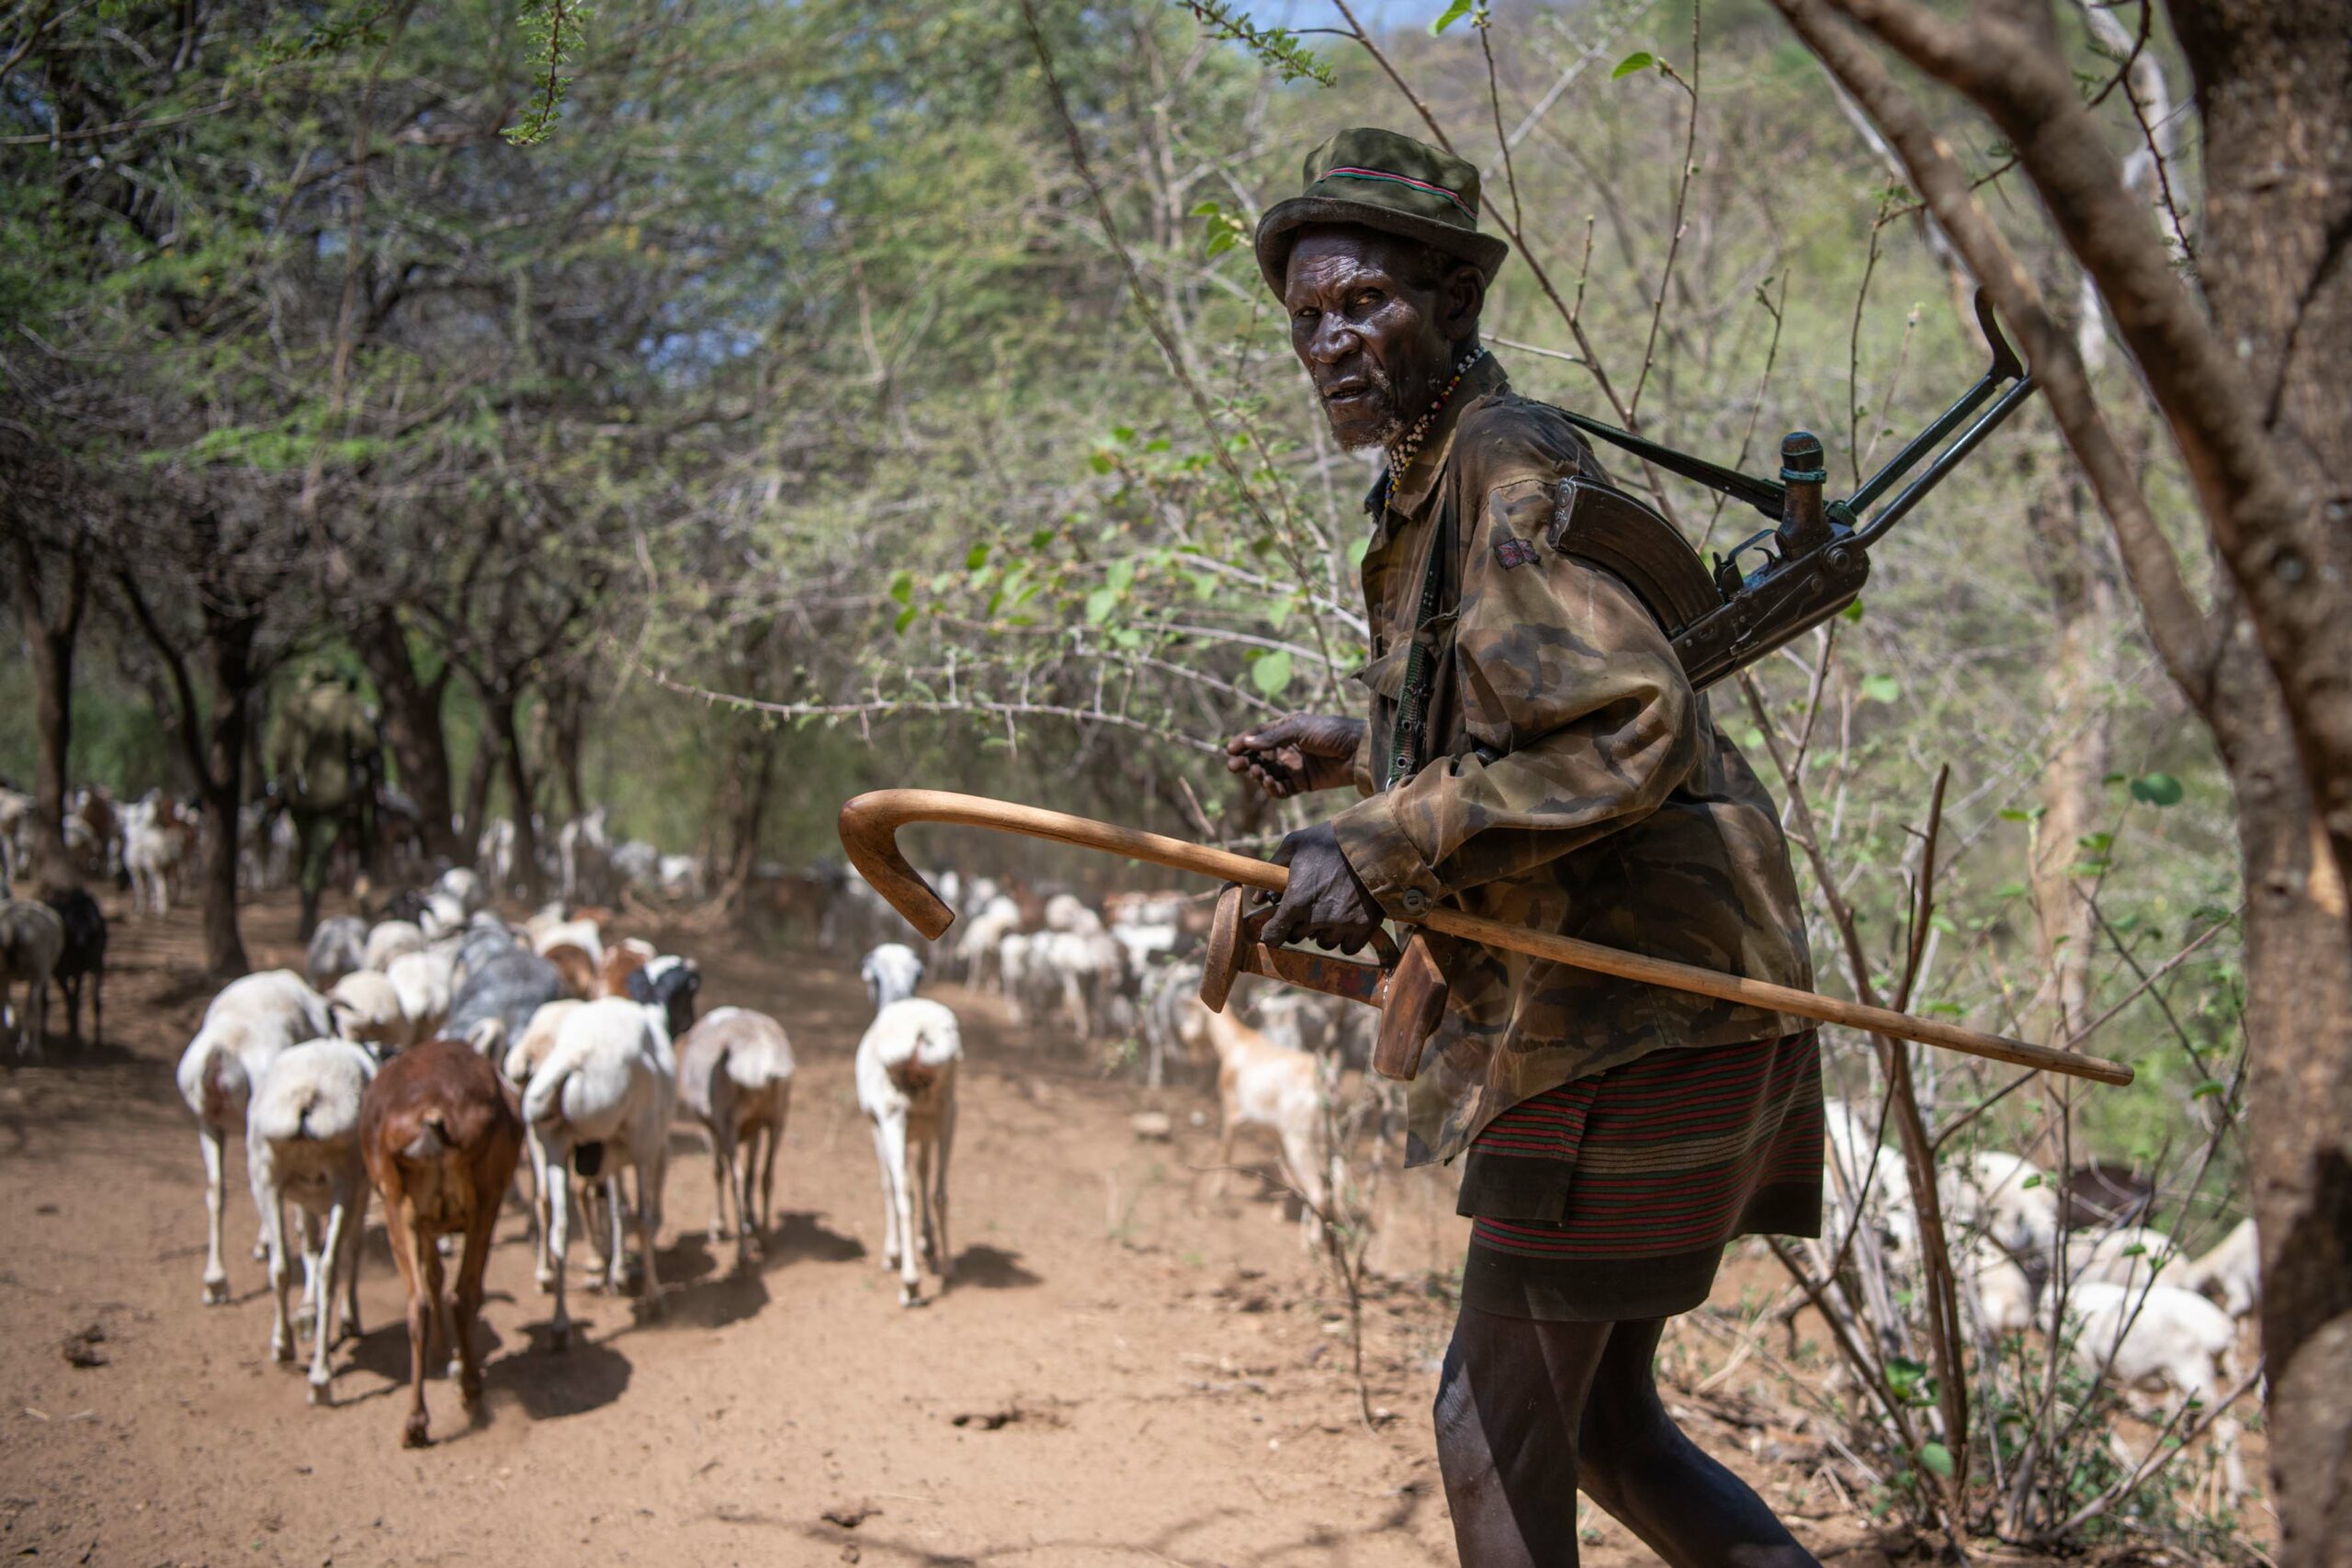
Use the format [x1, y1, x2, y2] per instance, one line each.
[1384, 345, 1487, 481]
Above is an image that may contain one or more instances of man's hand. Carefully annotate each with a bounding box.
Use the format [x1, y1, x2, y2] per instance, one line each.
[1261, 821, 1385, 954]
[1225, 713, 1365, 799]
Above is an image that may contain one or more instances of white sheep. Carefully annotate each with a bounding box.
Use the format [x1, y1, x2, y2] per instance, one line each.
[175, 971, 338, 1303]
[855, 998, 963, 1306]
[123, 818, 187, 916]
[532, 916, 605, 967]
[2064, 1224, 2190, 1290]
[861, 942, 925, 1010]
[434, 866, 484, 917]
[2180, 1216, 2259, 1319]
[415, 890, 469, 942]
[501, 998, 584, 1291]
[675, 1008, 797, 1267]
[2051, 1278, 2247, 1501]
[249, 1039, 378, 1404]
[1958, 1233, 2038, 1337]
[363, 919, 427, 974]
[1042, 891, 1104, 935]
[955, 896, 1023, 988]
[305, 916, 368, 991]
[520, 995, 677, 1347]
[1175, 997, 1331, 1250]
[0, 899, 66, 1059]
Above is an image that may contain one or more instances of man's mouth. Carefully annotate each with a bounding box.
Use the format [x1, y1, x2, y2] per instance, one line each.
[1321, 380, 1382, 407]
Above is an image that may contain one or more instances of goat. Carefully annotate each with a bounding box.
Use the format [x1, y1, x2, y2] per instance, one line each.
[434, 866, 484, 916]
[533, 915, 605, 966]
[955, 895, 1023, 988]
[251, 1039, 378, 1404]
[595, 937, 657, 999]
[0, 898, 66, 1059]
[175, 971, 337, 1303]
[855, 998, 963, 1306]
[544, 941, 597, 999]
[416, 890, 469, 942]
[2180, 1216, 2260, 1319]
[328, 970, 410, 1053]
[40, 886, 106, 1045]
[2050, 1279, 2247, 1502]
[306, 916, 368, 992]
[1174, 997, 1331, 1249]
[676, 1007, 797, 1267]
[123, 812, 191, 916]
[358, 1036, 523, 1447]
[477, 818, 517, 901]
[363, 919, 427, 974]
[623, 953, 701, 1039]
[559, 807, 613, 905]
[2064, 1224, 2190, 1290]
[443, 946, 565, 1055]
[522, 996, 678, 1346]
[499, 999, 585, 1292]
[386, 947, 456, 1046]
[611, 840, 660, 896]
[861, 942, 925, 1010]
[655, 853, 705, 903]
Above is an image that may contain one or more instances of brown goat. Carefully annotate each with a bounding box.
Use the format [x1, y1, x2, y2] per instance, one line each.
[543, 942, 597, 1000]
[358, 1036, 523, 1448]
[594, 937, 656, 999]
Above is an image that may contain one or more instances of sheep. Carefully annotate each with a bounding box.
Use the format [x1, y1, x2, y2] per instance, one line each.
[477, 818, 517, 901]
[40, 886, 106, 1046]
[862, 942, 925, 1010]
[363, 919, 428, 974]
[675, 1007, 797, 1267]
[623, 953, 701, 1039]
[386, 947, 456, 1046]
[415, 890, 469, 942]
[1042, 890, 1104, 935]
[1957, 1233, 2038, 1337]
[1174, 997, 1331, 1250]
[2050, 1279, 2248, 1502]
[1140, 960, 1206, 1089]
[543, 941, 598, 999]
[655, 853, 705, 903]
[450, 919, 517, 989]
[1034, 928, 1128, 1041]
[1, 898, 66, 1059]
[434, 865, 484, 917]
[955, 896, 1024, 990]
[250, 1039, 378, 1404]
[855, 998, 963, 1306]
[443, 946, 565, 1055]
[2180, 1216, 2260, 1319]
[123, 814, 189, 916]
[328, 970, 410, 1053]
[501, 999, 586, 1292]
[306, 916, 368, 992]
[522, 996, 679, 1346]
[358, 1036, 524, 1448]
[175, 971, 337, 1303]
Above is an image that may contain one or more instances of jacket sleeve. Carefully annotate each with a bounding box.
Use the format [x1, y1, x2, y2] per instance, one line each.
[1329, 474, 1697, 915]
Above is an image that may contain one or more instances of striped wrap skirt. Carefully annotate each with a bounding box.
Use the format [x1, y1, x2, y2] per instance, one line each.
[1457, 1031, 1824, 1322]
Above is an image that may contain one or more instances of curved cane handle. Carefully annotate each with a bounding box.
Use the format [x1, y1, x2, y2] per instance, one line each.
[839, 788, 1288, 942]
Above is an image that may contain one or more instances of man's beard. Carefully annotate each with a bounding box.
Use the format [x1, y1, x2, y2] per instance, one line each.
[1323, 361, 1407, 453]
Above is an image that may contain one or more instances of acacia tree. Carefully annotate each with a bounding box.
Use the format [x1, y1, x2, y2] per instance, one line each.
[1766, 0, 2352, 1552]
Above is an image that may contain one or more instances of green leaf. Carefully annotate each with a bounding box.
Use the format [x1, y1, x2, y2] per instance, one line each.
[1250, 648, 1294, 697]
[1029, 528, 1057, 550]
[1430, 0, 1476, 33]
[892, 605, 919, 636]
[1104, 558, 1136, 592]
[1348, 535, 1374, 568]
[1084, 587, 1119, 626]
[1088, 451, 1114, 475]
[1611, 50, 1656, 78]
[1918, 1442, 1955, 1479]
[888, 570, 914, 607]
[966, 543, 990, 571]
[1840, 597, 1866, 623]
[2130, 772, 2185, 807]
[2192, 1078, 2227, 1100]
[1996, 881, 2030, 899]
[1860, 674, 1900, 704]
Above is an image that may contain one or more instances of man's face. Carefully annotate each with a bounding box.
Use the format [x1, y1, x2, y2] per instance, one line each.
[1284, 227, 1469, 451]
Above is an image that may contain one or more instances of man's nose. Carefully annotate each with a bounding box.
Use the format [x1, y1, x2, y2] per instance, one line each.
[1306, 314, 1361, 366]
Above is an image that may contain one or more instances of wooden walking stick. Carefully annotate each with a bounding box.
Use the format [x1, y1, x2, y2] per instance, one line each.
[839, 788, 2132, 1088]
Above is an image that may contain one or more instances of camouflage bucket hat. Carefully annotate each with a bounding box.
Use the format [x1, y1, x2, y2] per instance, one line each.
[1255, 127, 1510, 299]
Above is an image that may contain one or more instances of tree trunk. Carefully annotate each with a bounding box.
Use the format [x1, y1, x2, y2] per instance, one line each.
[9, 533, 86, 894]
[353, 607, 459, 862]
[546, 675, 588, 824]
[458, 717, 500, 860]
[487, 689, 541, 903]
[716, 728, 776, 908]
[2165, 5, 2352, 1554]
[197, 615, 258, 981]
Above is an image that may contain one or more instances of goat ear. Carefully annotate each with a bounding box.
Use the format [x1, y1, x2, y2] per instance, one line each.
[326, 998, 356, 1038]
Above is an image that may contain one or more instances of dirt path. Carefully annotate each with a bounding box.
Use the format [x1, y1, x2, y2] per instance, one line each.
[0, 892, 1875, 1567]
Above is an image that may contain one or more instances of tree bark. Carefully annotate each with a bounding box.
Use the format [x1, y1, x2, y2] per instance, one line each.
[197, 618, 256, 980]
[352, 607, 459, 863]
[9, 532, 87, 894]
[485, 689, 541, 903]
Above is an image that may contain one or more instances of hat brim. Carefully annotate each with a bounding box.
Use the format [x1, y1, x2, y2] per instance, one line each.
[1254, 195, 1510, 299]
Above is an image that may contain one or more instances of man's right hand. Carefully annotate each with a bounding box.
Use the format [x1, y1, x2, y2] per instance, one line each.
[1225, 713, 1365, 799]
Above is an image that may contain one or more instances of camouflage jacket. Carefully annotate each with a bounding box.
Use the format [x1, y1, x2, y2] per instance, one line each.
[1326, 353, 1814, 1167]
[272, 681, 379, 814]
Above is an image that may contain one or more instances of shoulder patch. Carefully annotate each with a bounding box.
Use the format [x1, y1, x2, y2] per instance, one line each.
[1492, 536, 1540, 570]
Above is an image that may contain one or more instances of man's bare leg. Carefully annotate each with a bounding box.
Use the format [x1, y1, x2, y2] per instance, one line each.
[1435, 1306, 1820, 1568]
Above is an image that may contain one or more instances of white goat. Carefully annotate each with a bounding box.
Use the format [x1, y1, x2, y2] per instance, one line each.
[386, 947, 455, 1046]
[175, 971, 337, 1303]
[2051, 1279, 2247, 1501]
[521, 996, 676, 1347]
[533, 916, 605, 967]
[0, 899, 65, 1059]
[861, 942, 925, 1010]
[676, 1008, 797, 1266]
[1175, 998, 1331, 1249]
[434, 866, 484, 917]
[855, 998, 963, 1306]
[249, 1039, 377, 1404]
[416, 890, 469, 942]
[123, 817, 188, 916]
[327, 970, 409, 1053]
[501, 998, 584, 1291]
[1042, 891, 1104, 935]
[363, 919, 427, 974]
[2181, 1216, 2260, 1319]
[956, 895, 1023, 988]
[2065, 1224, 2190, 1290]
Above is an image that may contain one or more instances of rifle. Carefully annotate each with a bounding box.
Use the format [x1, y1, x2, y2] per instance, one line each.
[1550, 289, 2033, 688]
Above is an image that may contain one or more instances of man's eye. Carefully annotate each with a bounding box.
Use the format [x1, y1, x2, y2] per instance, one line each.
[1352, 291, 1384, 310]
[1294, 308, 1319, 323]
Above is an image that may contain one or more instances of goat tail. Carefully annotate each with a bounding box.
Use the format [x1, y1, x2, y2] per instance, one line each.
[521, 1057, 574, 1128]
[401, 1109, 449, 1162]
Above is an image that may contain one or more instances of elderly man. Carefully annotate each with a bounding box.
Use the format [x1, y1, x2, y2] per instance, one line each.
[271, 665, 382, 941]
[1227, 128, 1824, 1567]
